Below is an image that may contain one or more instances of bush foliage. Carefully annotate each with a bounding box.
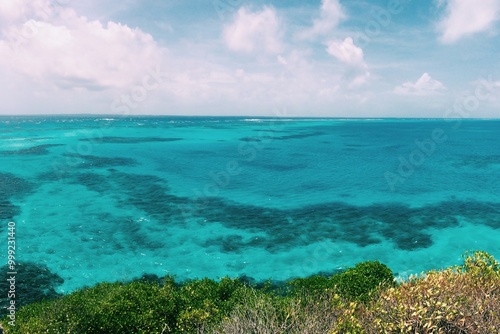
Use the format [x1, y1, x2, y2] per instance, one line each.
[1, 251, 499, 333]
[358, 251, 500, 333]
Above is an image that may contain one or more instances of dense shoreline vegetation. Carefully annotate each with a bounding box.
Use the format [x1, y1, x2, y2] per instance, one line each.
[1, 251, 499, 333]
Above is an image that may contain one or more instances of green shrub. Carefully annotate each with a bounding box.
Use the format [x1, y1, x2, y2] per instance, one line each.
[286, 275, 331, 296]
[4, 253, 497, 333]
[330, 261, 395, 302]
[3, 279, 179, 333]
[1, 276, 247, 334]
[175, 277, 245, 332]
[286, 261, 394, 303]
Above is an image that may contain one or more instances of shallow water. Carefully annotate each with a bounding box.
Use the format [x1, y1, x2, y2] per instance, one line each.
[0, 116, 499, 293]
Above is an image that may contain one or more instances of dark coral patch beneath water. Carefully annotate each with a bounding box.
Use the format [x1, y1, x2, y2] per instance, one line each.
[0, 262, 63, 315]
[195, 198, 500, 253]
[0, 173, 36, 221]
[49, 167, 500, 254]
[239, 131, 326, 143]
[452, 155, 500, 168]
[67, 171, 189, 252]
[106, 172, 188, 221]
[239, 137, 263, 142]
[0, 200, 20, 220]
[63, 153, 138, 168]
[79, 136, 182, 144]
[66, 166, 500, 253]
[272, 131, 326, 140]
[0, 172, 35, 199]
[73, 172, 111, 193]
[1, 144, 63, 156]
[240, 160, 307, 172]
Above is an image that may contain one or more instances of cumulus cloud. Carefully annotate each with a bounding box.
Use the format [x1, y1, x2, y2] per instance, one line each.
[437, 0, 500, 43]
[0, 0, 165, 91]
[223, 6, 283, 54]
[347, 70, 370, 88]
[326, 37, 369, 87]
[394, 73, 446, 95]
[326, 37, 364, 66]
[0, 0, 49, 23]
[0, 1, 355, 115]
[298, 0, 346, 40]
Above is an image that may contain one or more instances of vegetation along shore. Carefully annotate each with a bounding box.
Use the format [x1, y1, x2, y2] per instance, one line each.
[1, 251, 498, 333]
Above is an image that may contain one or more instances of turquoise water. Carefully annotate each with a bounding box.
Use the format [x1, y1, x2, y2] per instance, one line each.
[0, 116, 499, 293]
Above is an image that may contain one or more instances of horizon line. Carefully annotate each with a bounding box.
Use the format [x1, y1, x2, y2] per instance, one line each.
[0, 114, 499, 120]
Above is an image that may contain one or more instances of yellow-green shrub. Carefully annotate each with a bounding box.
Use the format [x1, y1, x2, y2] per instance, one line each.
[216, 288, 362, 334]
[359, 251, 500, 333]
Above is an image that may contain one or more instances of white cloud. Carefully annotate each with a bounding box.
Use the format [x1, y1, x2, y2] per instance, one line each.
[0, 1, 165, 91]
[4, 1, 493, 117]
[326, 37, 364, 66]
[0, 0, 45, 20]
[298, 0, 346, 40]
[438, 0, 500, 43]
[348, 71, 370, 88]
[223, 6, 283, 54]
[326, 37, 369, 87]
[0, 1, 356, 116]
[277, 55, 287, 65]
[394, 73, 446, 95]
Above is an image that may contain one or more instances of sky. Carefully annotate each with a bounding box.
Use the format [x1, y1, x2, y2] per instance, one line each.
[0, 0, 500, 117]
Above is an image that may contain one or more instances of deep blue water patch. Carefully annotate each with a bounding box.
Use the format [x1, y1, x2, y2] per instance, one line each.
[63, 153, 138, 168]
[72, 172, 111, 193]
[109, 172, 187, 222]
[69, 170, 189, 226]
[1, 144, 63, 156]
[79, 136, 183, 144]
[240, 160, 307, 172]
[452, 155, 500, 169]
[251, 129, 291, 133]
[0, 200, 20, 220]
[196, 198, 500, 252]
[239, 137, 263, 142]
[0, 172, 35, 200]
[271, 131, 326, 140]
[0, 262, 63, 315]
[92, 213, 165, 252]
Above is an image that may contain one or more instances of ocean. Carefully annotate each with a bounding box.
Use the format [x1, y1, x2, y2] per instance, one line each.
[1, 116, 499, 293]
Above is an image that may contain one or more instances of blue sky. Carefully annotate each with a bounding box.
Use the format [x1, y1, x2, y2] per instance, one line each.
[0, 0, 499, 117]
